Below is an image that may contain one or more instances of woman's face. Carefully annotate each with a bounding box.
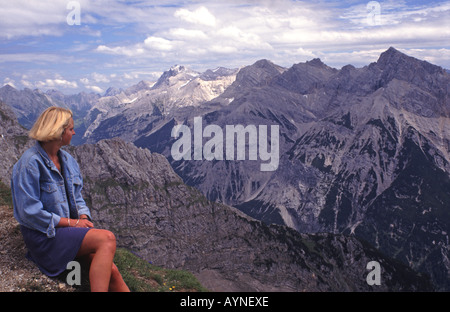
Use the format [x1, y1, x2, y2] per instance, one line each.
[61, 118, 75, 146]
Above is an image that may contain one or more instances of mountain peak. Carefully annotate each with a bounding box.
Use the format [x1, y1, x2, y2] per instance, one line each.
[232, 59, 286, 88]
[0, 84, 17, 93]
[153, 65, 199, 89]
[253, 59, 276, 68]
[384, 46, 401, 55]
[200, 67, 238, 81]
[123, 80, 153, 96]
[104, 86, 123, 97]
[374, 47, 446, 90]
[376, 47, 443, 73]
[376, 47, 409, 67]
[306, 58, 326, 67]
[169, 64, 186, 74]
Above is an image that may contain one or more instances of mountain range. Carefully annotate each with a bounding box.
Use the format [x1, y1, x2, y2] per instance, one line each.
[0, 106, 433, 291]
[0, 47, 448, 291]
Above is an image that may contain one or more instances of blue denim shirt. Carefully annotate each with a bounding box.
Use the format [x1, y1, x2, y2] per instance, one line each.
[11, 142, 91, 238]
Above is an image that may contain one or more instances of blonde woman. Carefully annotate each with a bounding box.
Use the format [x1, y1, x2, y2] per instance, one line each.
[11, 107, 129, 292]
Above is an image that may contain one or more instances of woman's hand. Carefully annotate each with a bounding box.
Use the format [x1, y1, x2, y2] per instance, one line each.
[74, 218, 94, 228]
[57, 217, 94, 228]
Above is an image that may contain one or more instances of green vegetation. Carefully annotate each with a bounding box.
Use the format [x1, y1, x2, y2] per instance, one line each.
[0, 181, 12, 207]
[114, 248, 208, 292]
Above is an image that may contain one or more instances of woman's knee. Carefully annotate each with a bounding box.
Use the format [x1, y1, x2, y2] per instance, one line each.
[99, 230, 116, 252]
[78, 229, 117, 257]
[89, 229, 116, 251]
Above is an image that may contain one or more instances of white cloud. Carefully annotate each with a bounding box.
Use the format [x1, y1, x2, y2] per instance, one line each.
[174, 6, 216, 27]
[85, 85, 103, 93]
[0, 0, 66, 38]
[96, 44, 146, 57]
[216, 26, 270, 50]
[169, 28, 208, 40]
[93, 0, 450, 71]
[342, 0, 450, 28]
[319, 49, 386, 67]
[405, 48, 450, 67]
[36, 78, 78, 90]
[144, 36, 175, 51]
[92, 72, 110, 83]
[0, 53, 63, 63]
[296, 48, 317, 59]
[0, 0, 116, 39]
[123, 73, 139, 80]
[209, 45, 238, 54]
[20, 80, 34, 89]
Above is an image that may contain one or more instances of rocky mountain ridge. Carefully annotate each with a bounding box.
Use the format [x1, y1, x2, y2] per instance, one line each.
[0, 102, 433, 291]
[68, 138, 433, 291]
[96, 48, 449, 290]
[1, 47, 448, 290]
[0, 101, 33, 185]
[81, 65, 239, 143]
[0, 85, 56, 130]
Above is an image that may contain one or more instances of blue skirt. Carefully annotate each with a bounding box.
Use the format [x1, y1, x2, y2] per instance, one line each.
[20, 225, 91, 277]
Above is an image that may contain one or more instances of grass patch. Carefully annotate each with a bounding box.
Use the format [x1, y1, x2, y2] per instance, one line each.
[0, 181, 12, 207]
[114, 248, 208, 292]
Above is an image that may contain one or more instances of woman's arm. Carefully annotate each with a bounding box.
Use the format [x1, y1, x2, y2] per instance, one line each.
[12, 164, 61, 237]
[57, 217, 94, 228]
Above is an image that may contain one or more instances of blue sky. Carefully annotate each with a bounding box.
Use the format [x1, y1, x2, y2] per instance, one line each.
[0, 0, 449, 94]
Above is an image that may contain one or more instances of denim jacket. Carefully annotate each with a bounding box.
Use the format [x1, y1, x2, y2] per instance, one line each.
[11, 142, 91, 238]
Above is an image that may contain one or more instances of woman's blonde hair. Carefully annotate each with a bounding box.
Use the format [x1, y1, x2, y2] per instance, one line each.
[29, 107, 73, 142]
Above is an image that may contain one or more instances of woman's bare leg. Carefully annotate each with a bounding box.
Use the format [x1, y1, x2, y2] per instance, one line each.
[109, 262, 130, 292]
[76, 229, 129, 292]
